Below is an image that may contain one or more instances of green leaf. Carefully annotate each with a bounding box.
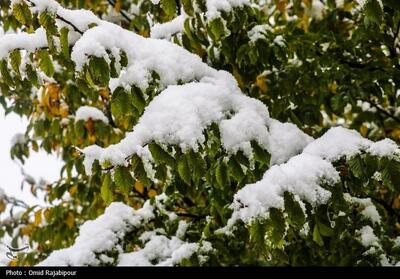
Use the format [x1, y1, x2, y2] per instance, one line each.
[177, 154, 191, 185]
[26, 64, 39, 87]
[101, 173, 114, 204]
[283, 192, 306, 228]
[60, 27, 70, 58]
[111, 87, 133, 117]
[251, 141, 271, 166]
[38, 50, 55, 77]
[131, 86, 146, 114]
[348, 155, 365, 178]
[39, 11, 57, 34]
[181, 0, 194, 16]
[249, 219, 266, 247]
[160, 0, 177, 18]
[313, 225, 324, 246]
[269, 208, 285, 245]
[12, 2, 32, 26]
[0, 60, 14, 86]
[9, 50, 21, 77]
[131, 155, 153, 188]
[148, 142, 175, 167]
[215, 159, 229, 188]
[364, 0, 383, 26]
[317, 222, 334, 237]
[88, 57, 110, 86]
[114, 166, 134, 197]
[209, 18, 226, 41]
[228, 156, 245, 182]
[379, 158, 400, 189]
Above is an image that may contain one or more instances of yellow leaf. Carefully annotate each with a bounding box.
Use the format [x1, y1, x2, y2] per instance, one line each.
[31, 141, 39, 152]
[329, 81, 338, 93]
[34, 209, 42, 226]
[0, 200, 6, 213]
[99, 87, 110, 100]
[360, 125, 368, 137]
[393, 196, 400, 209]
[43, 208, 50, 221]
[69, 185, 78, 196]
[84, 118, 95, 135]
[148, 189, 157, 198]
[114, 0, 121, 13]
[256, 74, 267, 94]
[20, 224, 33, 236]
[232, 65, 244, 89]
[134, 181, 144, 194]
[59, 103, 69, 118]
[9, 260, 18, 266]
[66, 212, 74, 229]
[277, 0, 288, 13]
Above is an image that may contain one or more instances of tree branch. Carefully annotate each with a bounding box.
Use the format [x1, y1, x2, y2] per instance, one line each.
[25, 0, 84, 35]
[363, 99, 400, 124]
[107, 0, 132, 22]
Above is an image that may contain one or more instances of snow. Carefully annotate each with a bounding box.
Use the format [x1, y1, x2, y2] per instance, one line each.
[10, 133, 26, 146]
[303, 127, 397, 161]
[368, 139, 400, 158]
[27, 0, 101, 30]
[267, 120, 312, 165]
[304, 0, 325, 20]
[205, 0, 250, 20]
[357, 226, 380, 248]
[71, 22, 212, 91]
[0, 28, 47, 59]
[39, 193, 211, 266]
[361, 206, 381, 225]
[75, 106, 109, 124]
[38, 201, 155, 266]
[273, 35, 285, 47]
[67, 7, 312, 174]
[118, 234, 198, 266]
[77, 145, 103, 175]
[150, 13, 186, 40]
[248, 24, 272, 43]
[218, 153, 337, 233]
[81, 79, 311, 173]
[220, 126, 398, 232]
[344, 194, 381, 224]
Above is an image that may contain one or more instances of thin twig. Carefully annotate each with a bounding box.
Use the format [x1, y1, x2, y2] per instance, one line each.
[25, 0, 84, 35]
[107, 0, 132, 22]
[364, 99, 400, 124]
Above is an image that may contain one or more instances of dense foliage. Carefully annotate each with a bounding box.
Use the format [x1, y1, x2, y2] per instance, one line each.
[0, 0, 400, 266]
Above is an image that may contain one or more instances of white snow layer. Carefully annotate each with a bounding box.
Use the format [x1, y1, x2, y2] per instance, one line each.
[39, 201, 155, 266]
[71, 19, 312, 173]
[75, 106, 109, 124]
[219, 127, 398, 233]
[150, 13, 186, 40]
[205, 0, 250, 20]
[357, 226, 380, 248]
